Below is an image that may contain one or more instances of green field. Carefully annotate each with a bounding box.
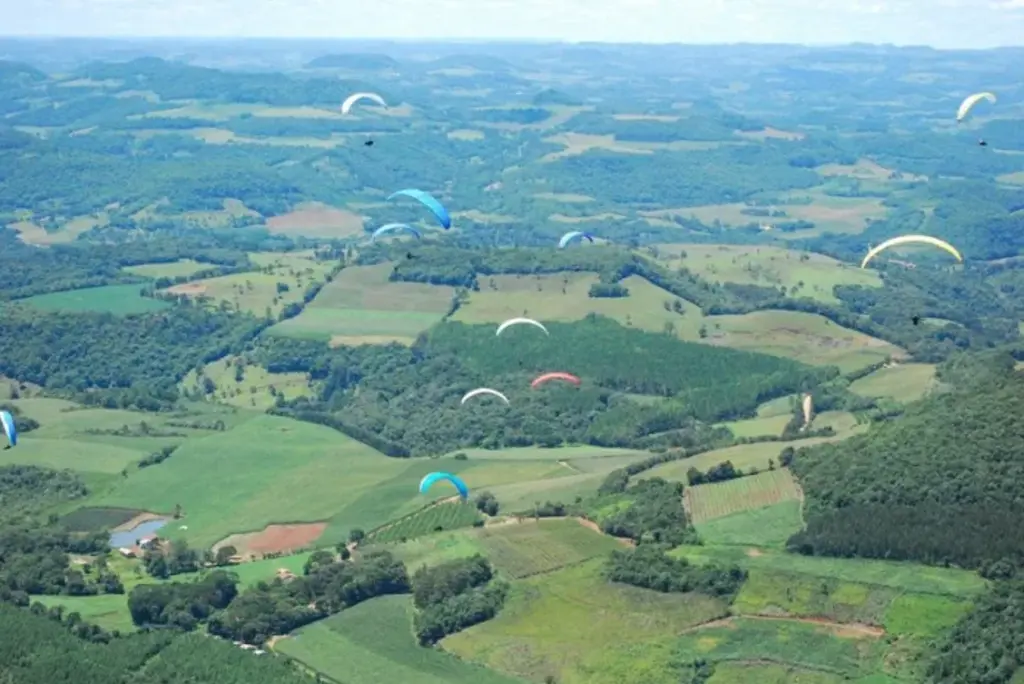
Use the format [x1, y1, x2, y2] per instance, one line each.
[651, 244, 882, 305]
[19, 284, 171, 315]
[369, 502, 482, 543]
[695, 500, 805, 548]
[276, 595, 525, 684]
[94, 413, 411, 548]
[123, 259, 212, 279]
[686, 469, 803, 524]
[179, 354, 313, 410]
[33, 593, 137, 633]
[673, 546, 987, 598]
[268, 262, 454, 345]
[474, 518, 624, 579]
[443, 559, 729, 683]
[849, 363, 939, 403]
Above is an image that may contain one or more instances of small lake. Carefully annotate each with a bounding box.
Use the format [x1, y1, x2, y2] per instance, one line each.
[109, 518, 168, 548]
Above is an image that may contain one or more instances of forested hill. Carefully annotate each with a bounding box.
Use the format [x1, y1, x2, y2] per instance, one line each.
[788, 367, 1024, 570]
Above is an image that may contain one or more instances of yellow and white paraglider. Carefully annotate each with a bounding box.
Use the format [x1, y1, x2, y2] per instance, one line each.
[956, 92, 996, 123]
[801, 394, 813, 432]
[860, 235, 963, 270]
[341, 92, 387, 115]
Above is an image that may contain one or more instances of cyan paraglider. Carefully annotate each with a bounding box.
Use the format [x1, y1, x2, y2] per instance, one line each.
[0, 410, 17, 448]
[419, 471, 469, 500]
[388, 189, 452, 230]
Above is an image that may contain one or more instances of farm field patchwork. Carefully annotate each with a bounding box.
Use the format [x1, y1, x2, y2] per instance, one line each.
[8, 214, 106, 246]
[685, 469, 803, 524]
[442, 559, 729, 684]
[276, 595, 525, 684]
[473, 518, 624, 579]
[268, 262, 454, 345]
[265, 201, 366, 239]
[368, 502, 482, 543]
[123, 259, 213, 279]
[19, 284, 171, 315]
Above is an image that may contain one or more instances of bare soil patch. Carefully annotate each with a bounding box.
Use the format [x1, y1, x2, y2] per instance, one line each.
[112, 511, 166, 533]
[267, 202, 365, 238]
[214, 522, 327, 556]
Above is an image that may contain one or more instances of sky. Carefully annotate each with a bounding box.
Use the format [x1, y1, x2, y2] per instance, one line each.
[5, 0, 1024, 49]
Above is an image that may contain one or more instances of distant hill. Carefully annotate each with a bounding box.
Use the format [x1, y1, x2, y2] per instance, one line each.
[531, 88, 582, 107]
[305, 53, 400, 70]
[424, 54, 516, 72]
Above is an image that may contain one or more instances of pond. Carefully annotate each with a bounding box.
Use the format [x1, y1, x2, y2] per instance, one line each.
[109, 518, 168, 548]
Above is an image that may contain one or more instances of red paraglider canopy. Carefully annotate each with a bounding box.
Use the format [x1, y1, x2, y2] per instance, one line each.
[530, 372, 581, 389]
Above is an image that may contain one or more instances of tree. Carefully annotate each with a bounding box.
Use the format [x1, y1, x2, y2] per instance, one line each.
[215, 545, 237, 566]
[303, 549, 336, 575]
[348, 528, 365, 544]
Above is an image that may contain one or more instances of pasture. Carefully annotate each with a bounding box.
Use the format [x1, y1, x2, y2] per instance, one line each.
[20, 284, 171, 315]
[649, 243, 881, 305]
[442, 559, 729, 684]
[268, 262, 454, 345]
[276, 595, 524, 684]
[123, 259, 212, 279]
[695, 500, 804, 548]
[672, 546, 987, 598]
[685, 469, 803, 524]
[179, 354, 312, 410]
[539, 132, 728, 161]
[719, 414, 791, 438]
[849, 363, 939, 404]
[731, 569, 900, 626]
[161, 250, 334, 317]
[9, 214, 105, 246]
[265, 201, 366, 239]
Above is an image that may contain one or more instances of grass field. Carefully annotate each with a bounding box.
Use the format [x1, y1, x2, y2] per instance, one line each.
[646, 435, 862, 484]
[93, 413, 412, 549]
[642, 190, 887, 238]
[695, 500, 805, 548]
[672, 545, 987, 598]
[265, 201, 366, 239]
[34, 593, 136, 633]
[849, 363, 939, 404]
[277, 595, 525, 684]
[719, 414, 791, 438]
[443, 559, 729, 684]
[268, 262, 454, 345]
[179, 198, 261, 228]
[19, 284, 171, 315]
[474, 518, 624, 579]
[369, 502, 482, 543]
[705, 662, 847, 684]
[123, 259, 213, 279]
[179, 354, 312, 410]
[685, 469, 803, 524]
[672, 617, 884, 680]
[162, 250, 335, 318]
[649, 244, 881, 305]
[454, 271, 901, 372]
[62, 506, 143, 531]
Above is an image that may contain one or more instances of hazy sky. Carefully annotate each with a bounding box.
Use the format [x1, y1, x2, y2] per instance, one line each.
[5, 0, 1024, 48]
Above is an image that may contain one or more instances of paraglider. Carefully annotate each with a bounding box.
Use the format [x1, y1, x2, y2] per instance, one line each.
[558, 231, 595, 249]
[912, 315, 921, 326]
[460, 388, 510, 405]
[531, 372, 581, 389]
[801, 394, 813, 431]
[496, 317, 549, 337]
[860, 235, 963, 269]
[419, 472, 469, 500]
[978, 139, 988, 147]
[388, 189, 451, 230]
[341, 92, 387, 115]
[371, 223, 421, 243]
[0, 410, 16, 448]
[956, 92, 996, 123]
[364, 140, 375, 147]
